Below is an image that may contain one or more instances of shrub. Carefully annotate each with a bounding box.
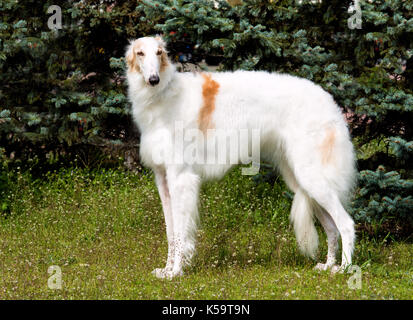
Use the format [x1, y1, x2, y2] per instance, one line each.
[137, 0, 413, 236]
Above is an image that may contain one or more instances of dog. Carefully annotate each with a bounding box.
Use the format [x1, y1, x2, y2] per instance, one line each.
[126, 36, 357, 279]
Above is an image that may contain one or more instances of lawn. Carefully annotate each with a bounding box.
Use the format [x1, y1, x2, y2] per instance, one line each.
[0, 167, 411, 299]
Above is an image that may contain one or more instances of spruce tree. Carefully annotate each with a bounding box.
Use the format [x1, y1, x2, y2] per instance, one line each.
[0, 0, 155, 166]
[138, 0, 413, 235]
[1, 0, 412, 235]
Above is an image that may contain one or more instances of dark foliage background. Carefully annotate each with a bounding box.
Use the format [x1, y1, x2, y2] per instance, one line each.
[0, 0, 412, 237]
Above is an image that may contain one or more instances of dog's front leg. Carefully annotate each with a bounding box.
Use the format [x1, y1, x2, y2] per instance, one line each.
[152, 168, 176, 278]
[159, 167, 201, 279]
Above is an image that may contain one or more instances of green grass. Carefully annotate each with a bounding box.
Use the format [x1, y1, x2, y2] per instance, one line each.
[0, 167, 411, 299]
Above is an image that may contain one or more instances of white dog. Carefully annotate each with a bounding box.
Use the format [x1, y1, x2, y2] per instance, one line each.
[126, 36, 356, 279]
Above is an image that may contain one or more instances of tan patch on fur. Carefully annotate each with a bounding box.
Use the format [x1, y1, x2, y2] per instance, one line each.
[199, 73, 220, 132]
[155, 36, 169, 71]
[126, 41, 142, 73]
[160, 50, 169, 72]
[155, 35, 164, 43]
[320, 127, 336, 164]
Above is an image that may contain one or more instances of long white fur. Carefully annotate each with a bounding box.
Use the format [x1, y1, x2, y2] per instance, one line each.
[126, 37, 357, 279]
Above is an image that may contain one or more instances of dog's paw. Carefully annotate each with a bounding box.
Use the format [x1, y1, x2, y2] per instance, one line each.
[152, 267, 183, 280]
[314, 263, 331, 271]
[330, 265, 346, 274]
[151, 268, 171, 279]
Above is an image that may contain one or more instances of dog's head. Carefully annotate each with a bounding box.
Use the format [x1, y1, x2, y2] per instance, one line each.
[126, 36, 169, 86]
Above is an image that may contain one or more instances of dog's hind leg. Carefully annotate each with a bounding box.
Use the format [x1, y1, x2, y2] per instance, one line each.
[278, 159, 342, 267]
[287, 125, 356, 271]
[152, 168, 176, 278]
[313, 204, 339, 271]
[296, 172, 355, 271]
[315, 193, 354, 272]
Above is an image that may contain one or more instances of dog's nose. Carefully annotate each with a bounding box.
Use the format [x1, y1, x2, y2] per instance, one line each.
[149, 75, 160, 86]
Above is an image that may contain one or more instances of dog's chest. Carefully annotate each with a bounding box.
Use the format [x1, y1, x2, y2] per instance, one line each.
[138, 121, 173, 169]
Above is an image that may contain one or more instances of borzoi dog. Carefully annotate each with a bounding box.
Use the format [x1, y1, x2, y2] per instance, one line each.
[126, 36, 356, 279]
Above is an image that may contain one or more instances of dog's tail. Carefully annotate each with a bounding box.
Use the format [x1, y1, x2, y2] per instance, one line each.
[290, 189, 318, 259]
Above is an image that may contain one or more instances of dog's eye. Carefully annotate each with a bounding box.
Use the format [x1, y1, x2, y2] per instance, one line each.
[156, 50, 162, 56]
[137, 51, 144, 56]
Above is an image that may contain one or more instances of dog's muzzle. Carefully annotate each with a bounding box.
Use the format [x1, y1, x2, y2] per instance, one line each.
[149, 75, 160, 86]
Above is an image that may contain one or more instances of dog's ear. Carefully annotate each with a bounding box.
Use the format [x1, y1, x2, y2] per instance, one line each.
[126, 41, 139, 72]
[155, 36, 169, 71]
[154, 35, 166, 50]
